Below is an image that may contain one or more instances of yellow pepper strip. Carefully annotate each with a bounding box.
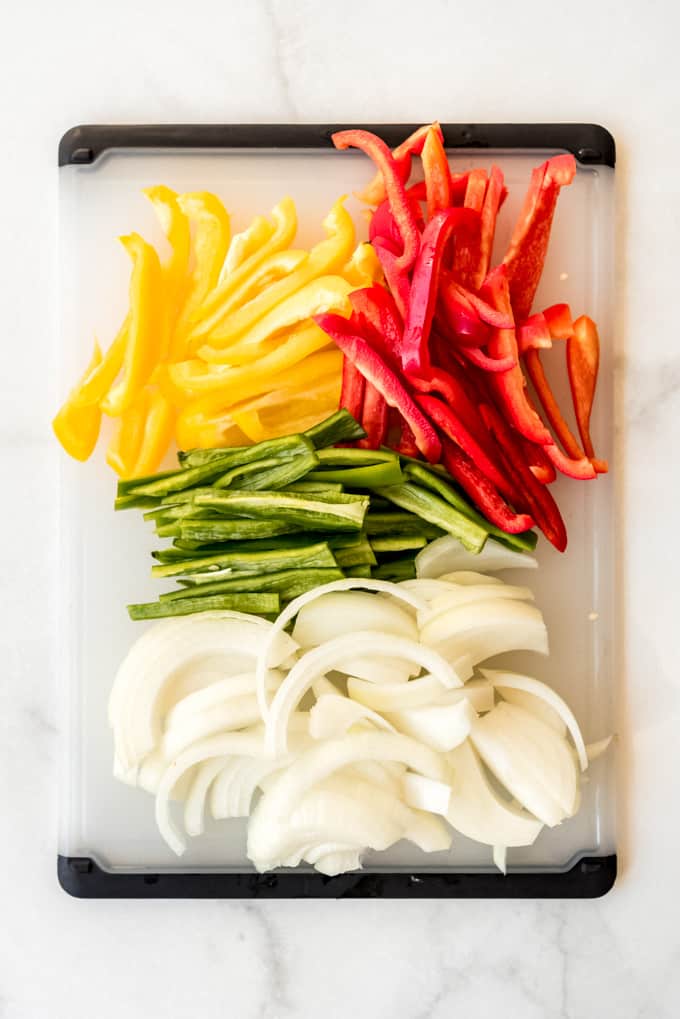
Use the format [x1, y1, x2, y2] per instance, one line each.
[69, 316, 128, 408]
[219, 215, 275, 281]
[176, 399, 247, 451]
[144, 186, 191, 344]
[106, 388, 150, 477]
[52, 344, 104, 461]
[186, 249, 309, 351]
[169, 192, 231, 360]
[189, 197, 297, 332]
[170, 321, 333, 398]
[230, 409, 267, 443]
[199, 275, 352, 364]
[151, 362, 192, 410]
[343, 242, 384, 287]
[100, 234, 163, 416]
[195, 198, 355, 347]
[132, 389, 175, 476]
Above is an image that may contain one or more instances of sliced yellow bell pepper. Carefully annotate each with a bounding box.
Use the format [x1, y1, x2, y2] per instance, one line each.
[52, 344, 104, 461]
[343, 242, 384, 286]
[169, 192, 231, 359]
[132, 389, 175, 476]
[170, 322, 333, 397]
[197, 198, 355, 347]
[220, 215, 274, 280]
[69, 316, 128, 408]
[100, 234, 163, 416]
[144, 185, 191, 344]
[199, 275, 352, 364]
[106, 388, 150, 477]
[230, 409, 267, 443]
[189, 197, 297, 333]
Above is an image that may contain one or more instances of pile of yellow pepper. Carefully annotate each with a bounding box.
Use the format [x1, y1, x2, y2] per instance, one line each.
[53, 187, 379, 477]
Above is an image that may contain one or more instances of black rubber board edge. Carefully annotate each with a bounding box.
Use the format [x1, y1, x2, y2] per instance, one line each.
[59, 853, 616, 899]
[59, 123, 615, 167]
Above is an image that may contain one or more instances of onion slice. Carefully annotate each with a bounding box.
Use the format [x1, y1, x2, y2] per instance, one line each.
[481, 669, 588, 771]
[309, 694, 395, 740]
[420, 598, 548, 667]
[385, 699, 477, 753]
[416, 536, 537, 578]
[402, 774, 452, 815]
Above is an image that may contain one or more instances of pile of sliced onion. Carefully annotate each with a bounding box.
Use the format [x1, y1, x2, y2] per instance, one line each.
[108, 565, 610, 876]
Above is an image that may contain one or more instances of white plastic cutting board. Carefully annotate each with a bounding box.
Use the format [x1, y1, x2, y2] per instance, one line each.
[57, 144, 616, 873]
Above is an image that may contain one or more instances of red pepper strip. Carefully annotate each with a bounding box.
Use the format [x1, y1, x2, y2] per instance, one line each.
[520, 436, 557, 485]
[480, 266, 553, 445]
[395, 416, 420, 457]
[315, 312, 441, 462]
[415, 392, 513, 495]
[369, 200, 403, 253]
[458, 344, 516, 373]
[407, 172, 469, 206]
[339, 355, 366, 420]
[438, 289, 488, 346]
[543, 302, 573, 339]
[450, 168, 487, 287]
[445, 278, 514, 330]
[422, 127, 451, 218]
[474, 165, 505, 289]
[441, 439, 534, 535]
[333, 130, 420, 271]
[480, 403, 567, 552]
[372, 241, 410, 320]
[503, 154, 577, 320]
[518, 312, 552, 354]
[357, 124, 440, 205]
[349, 285, 403, 360]
[524, 347, 589, 463]
[401, 208, 479, 374]
[358, 383, 389, 449]
[568, 315, 608, 473]
[544, 439, 597, 480]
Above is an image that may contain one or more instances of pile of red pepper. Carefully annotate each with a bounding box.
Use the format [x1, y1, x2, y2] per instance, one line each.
[315, 124, 607, 552]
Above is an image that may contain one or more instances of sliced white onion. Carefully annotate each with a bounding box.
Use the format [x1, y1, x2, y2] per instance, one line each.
[404, 810, 452, 852]
[156, 730, 263, 855]
[439, 571, 505, 586]
[348, 761, 405, 796]
[266, 632, 465, 756]
[309, 694, 394, 740]
[347, 674, 494, 713]
[184, 756, 231, 836]
[162, 694, 262, 759]
[493, 845, 507, 874]
[165, 670, 282, 728]
[210, 756, 290, 820]
[111, 613, 295, 771]
[418, 584, 534, 629]
[256, 579, 429, 722]
[420, 598, 548, 669]
[313, 850, 362, 876]
[446, 740, 543, 847]
[481, 669, 588, 771]
[492, 685, 566, 736]
[293, 591, 418, 647]
[402, 774, 452, 816]
[312, 675, 341, 699]
[586, 735, 613, 762]
[416, 536, 537, 578]
[385, 699, 477, 753]
[470, 702, 578, 827]
[398, 578, 461, 602]
[334, 656, 416, 685]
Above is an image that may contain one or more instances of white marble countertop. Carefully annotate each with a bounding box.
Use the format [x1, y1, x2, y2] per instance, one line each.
[2, 0, 679, 1016]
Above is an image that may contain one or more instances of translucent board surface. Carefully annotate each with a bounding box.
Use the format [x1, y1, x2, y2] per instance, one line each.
[57, 146, 616, 873]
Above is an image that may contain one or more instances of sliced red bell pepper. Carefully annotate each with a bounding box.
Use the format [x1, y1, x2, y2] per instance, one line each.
[450, 168, 487, 288]
[543, 439, 596, 480]
[372, 241, 410, 319]
[518, 312, 552, 354]
[407, 171, 469, 206]
[520, 435, 557, 485]
[422, 126, 451, 218]
[369, 196, 424, 252]
[502, 154, 576, 320]
[357, 124, 440, 205]
[415, 392, 512, 495]
[395, 416, 420, 457]
[523, 347, 589, 463]
[438, 286, 488, 346]
[475, 165, 505, 289]
[568, 315, 608, 473]
[358, 382, 389, 449]
[480, 403, 567, 552]
[441, 439, 534, 535]
[458, 344, 516, 373]
[480, 266, 553, 445]
[339, 355, 365, 421]
[314, 312, 441, 462]
[349, 285, 403, 361]
[401, 207, 478, 374]
[543, 302, 574, 339]
[333, 129, 420, 271]
[442, 274, 513, 330]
